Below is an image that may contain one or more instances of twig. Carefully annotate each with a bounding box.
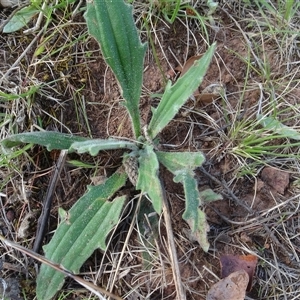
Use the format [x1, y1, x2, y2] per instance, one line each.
[0, 1, 30, 32]
[0, 26, 44, 86]
[199, 166, 298, 268]
[161, 181, 186, 300]
[199, 166, 253, 214]
[33, 149, 67, 253]
[0, 234, 123, 300]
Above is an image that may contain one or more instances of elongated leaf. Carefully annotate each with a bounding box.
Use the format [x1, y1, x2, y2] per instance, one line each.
[84, 0, 147, 138]
[3, 5, 38, 33]
[1, 131, 88, 151]
[148, 43, 216, 139]
[156, 151, 210, 251]
[136, 146, 163, 213]
[70, 138, 138, 156]
[174, 170, 200, 227]
[36, 171, 127, 300]
[258, 115, 300, 140]
[176, 171, 210, 252]
[156, 151, 205, 173]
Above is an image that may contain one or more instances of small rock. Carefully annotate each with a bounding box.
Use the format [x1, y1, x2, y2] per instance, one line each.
[261, 167, 289, 194]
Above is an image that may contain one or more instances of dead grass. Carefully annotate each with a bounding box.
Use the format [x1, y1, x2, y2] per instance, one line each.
[1, 0, 300, 299]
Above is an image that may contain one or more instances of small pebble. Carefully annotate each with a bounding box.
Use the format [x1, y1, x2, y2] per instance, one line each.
[6, 208, 15, 222]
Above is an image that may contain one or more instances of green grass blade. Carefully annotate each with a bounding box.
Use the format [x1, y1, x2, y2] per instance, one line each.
[84, 0, 147, 138]
[148, 43, 216, 139]
[1, 131, 88, 151]
[36, 171, 127, 300]
[136, 146, 163, 213]
[0, 86, 40, 101]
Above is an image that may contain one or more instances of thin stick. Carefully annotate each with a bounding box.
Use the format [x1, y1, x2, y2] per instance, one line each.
[199, 166, 298, 268]
[199, 166, 253, 214]
[33, 149, 67, 253]
[0, 234, 123, 300]
[0, 27, 44, 85]
[161, 182, 186, 300]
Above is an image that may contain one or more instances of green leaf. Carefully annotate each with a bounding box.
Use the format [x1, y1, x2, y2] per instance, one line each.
[199, 189, 223, 203]
[36, 171, 127, 300]
[1, 131, 88, 151]
[67, 160, 96, 169]
[176, 170, 200, 229]
[70, 138, 138, 156]
[136, 146, 163, 213]
[148, 43, 216, 139]
[258, 115, 300, 140]
[84, 0, 147, 138]
[3, 6, 39, 33]
[156, 151, 210, 251]
[184, 208, 210, 252]
[178, 171, 210, 252]
[156, 151, 205, 174]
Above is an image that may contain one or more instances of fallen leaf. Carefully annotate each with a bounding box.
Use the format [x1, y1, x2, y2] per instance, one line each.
[220, 254, 258, 292]
[176, 55, 203, 77]
[176, 57, 224, 104]
[197, 83, 225, 104]
[206, 270, 249, 300]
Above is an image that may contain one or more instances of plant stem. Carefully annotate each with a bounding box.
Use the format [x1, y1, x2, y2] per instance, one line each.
[161, 180, 186, 300]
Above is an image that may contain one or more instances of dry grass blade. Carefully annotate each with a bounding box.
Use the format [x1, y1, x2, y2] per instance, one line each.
[162, 184, 186, 300]
[0, 234, 124, 300]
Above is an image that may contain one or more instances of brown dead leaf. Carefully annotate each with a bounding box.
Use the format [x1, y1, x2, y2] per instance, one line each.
[176, 55, 203, 77]
[220, 254, 258, 292]
[197, 83, 225, 104]
[206, 270, 249, 300]
[176, 56, 225, 104]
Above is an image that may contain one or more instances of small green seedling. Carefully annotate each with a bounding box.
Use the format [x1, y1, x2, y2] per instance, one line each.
[2, 1, 218, 299]
[2, 0, 76, 33]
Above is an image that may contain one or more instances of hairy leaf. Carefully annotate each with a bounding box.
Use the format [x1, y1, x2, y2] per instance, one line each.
[36, 171, 127, 300]
[156, 151, 205, 173]
[136, 146, 163, 213]
[1, 131, 88, 151]
[178, 171, 210, 252]
[156, 151, 210, 251]
[148, 43, 216, 139]
[70, 139, 138, 156]
[199, 189, 223, 203]
[84, 0, 147, 137]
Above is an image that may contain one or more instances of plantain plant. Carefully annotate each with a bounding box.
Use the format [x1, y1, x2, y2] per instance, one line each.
[1, 0, 217, 299]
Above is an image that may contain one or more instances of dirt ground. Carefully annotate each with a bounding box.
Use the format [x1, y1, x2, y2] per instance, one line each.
[1, 1, 300, 300]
